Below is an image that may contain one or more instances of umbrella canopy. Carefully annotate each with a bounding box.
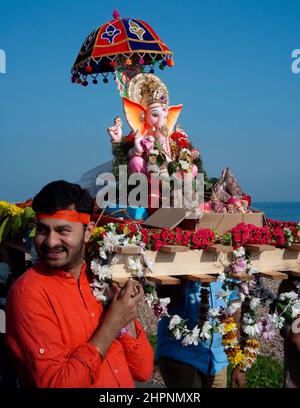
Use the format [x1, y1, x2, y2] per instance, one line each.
[71, 10, 174, 86]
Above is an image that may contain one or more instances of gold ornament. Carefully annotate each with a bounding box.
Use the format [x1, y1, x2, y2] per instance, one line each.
[128, 73, 169, 108]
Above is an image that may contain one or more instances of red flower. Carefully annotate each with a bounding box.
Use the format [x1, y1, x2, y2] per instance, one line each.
[174, 228, 183, 244]
[242, 194, 252, 207]
[171, 131, 187, 141]
[177, 138, 191, 149]
[161, 229, 174, 243]
[126, 133, 135, 147]
[154, 239, 164, 251]
[151, 232, 161, 240]
[191, 229, 214, 248]
[181, 231, 193, 246]
[272, 227, 286, 246]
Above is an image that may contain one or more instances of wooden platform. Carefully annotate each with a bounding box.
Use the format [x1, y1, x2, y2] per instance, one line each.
[110, 244, 300, 282]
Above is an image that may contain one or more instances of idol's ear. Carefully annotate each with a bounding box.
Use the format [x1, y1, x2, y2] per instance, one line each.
[123, 97, 147, 134]
[167, 105, 183, 132]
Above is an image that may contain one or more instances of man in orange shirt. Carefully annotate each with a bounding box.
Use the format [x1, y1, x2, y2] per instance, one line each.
[5, 180, 154, 388]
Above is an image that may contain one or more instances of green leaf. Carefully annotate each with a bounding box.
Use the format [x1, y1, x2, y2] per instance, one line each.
[0, 216, 10, 243]
[156, 155, 164, 167]
[10, 215, 22, 238]
[25, 206, 35, 218]
[29, 226, 36, 238]
[167, 161, 179, 176]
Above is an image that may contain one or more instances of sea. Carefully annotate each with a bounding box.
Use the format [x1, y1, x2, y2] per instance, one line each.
[252, 202, 300, 223]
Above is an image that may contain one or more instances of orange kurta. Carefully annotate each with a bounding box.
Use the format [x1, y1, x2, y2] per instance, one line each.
[5, 261, 154, 388]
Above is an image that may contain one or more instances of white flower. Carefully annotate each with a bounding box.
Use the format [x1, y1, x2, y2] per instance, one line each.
[182, 326, 200, 346]
[90, 261, 111, 280]
[99, 248, 107, 259]
[217, 323, 226, 336]
[233, 247, 245, 258]
[250, 298, 260, 310]
[227, 302, 241, 315]
[243, 313, 255, 325]
[199, 321, 212, 340]
[218, 272, 226, 282]
[270, 313, 285, 330]
[150, 149, 159, 155]
[103, 231, 124, 253]
[279, 291, 298, 302]
[173, 327, 183, 340]
[209, 307, 221, 318]
[217, 289, 231, 302]
[243, 323, 260, 337]
[291, 300, 300, 318]
[169, 315, 182, 330]
[143, 255, 154, 272]
[159, 298, 171, 308]
[107, 223, 117, 233]
[126, 257, 143, 275]
[91, 287, 108, 303]
[145, 293, 155, 307]
[179, 160, 190, 170]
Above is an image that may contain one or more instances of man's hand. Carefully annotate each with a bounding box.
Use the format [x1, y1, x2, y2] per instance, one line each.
[90, 279, 144, 358]
[106, 279, 144, 331]
[231, 367, 246, 388]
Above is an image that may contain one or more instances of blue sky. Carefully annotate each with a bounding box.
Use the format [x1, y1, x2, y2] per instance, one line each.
[1, 0, 300, 202]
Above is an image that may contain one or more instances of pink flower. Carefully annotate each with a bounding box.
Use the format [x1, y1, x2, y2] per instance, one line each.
[227, 196, 239, 205]
[232, 258, 247, 273]
[258, 316, 276, 341]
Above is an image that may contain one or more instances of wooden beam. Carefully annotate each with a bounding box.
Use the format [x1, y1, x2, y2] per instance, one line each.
[112, 277, 128, 287]
[246, 244, 275, 252]
[288, 243, 300, 252]
[159, 245, 189, 253]
[258, 271, 288, 280]
[182, 274, 218, 283]
[147, 276, 181, 285]
[206, 245, 233, 253]
[114, 246, 142, 255]
[229, 273, 253, 282]
[285, 270, 300, 278]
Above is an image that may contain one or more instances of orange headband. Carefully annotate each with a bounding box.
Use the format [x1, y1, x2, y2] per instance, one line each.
[36, 210, 91, 224]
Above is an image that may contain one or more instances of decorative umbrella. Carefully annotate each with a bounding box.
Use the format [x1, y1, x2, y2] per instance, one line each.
[71, 10, 174, 94]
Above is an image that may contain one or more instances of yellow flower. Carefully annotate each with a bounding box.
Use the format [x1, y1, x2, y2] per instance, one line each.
[9, 205, 24, 216]
[228, 350, 245, 366]
[224, 321, 237, 334]
[222, 331, 238, 345]
[122, 225, 130, 235]
[0, 201, 24, 217]
[91, 226, 105, 239]
[245, 339, 260, 349]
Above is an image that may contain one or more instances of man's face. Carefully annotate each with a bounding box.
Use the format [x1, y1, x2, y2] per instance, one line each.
[34, 218, 87, 270]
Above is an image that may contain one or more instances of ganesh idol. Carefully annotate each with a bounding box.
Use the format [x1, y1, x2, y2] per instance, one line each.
[107, 73, 199, 178]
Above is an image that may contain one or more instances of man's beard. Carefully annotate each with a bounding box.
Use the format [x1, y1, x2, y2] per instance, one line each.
[36, 239, 85, 270]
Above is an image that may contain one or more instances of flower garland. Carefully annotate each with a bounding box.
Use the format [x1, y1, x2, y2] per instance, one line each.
[87, 221, 300, 370]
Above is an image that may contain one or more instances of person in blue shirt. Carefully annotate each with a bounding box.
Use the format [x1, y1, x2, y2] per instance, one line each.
[156, 279, 246, 388]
